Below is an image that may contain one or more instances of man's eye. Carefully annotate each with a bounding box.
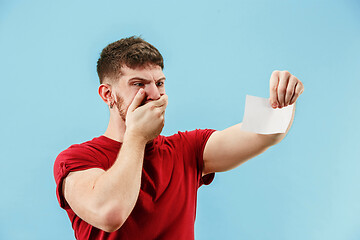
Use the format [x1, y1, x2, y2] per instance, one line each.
[134, 83, 144, 87]
[156, 82, 164, 86]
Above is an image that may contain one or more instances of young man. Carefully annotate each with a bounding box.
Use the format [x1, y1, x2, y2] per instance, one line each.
[54, 36, 304, 239]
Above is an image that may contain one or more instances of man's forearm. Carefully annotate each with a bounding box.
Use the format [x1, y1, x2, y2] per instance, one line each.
[91, 132, 147, 231]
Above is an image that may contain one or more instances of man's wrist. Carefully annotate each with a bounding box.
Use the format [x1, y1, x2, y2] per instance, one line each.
[124, 129, 148, 146]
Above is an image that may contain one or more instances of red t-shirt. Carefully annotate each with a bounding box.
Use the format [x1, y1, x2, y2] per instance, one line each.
[53, 129, 216, 240]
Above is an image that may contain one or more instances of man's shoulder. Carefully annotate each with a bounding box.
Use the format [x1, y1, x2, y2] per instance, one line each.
[54, 136, 111, 165]
[53, 136, 110, 179]
[57, 137, 100, 156]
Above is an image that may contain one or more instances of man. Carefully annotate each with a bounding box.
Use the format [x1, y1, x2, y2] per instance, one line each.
[54, 36, 304, 239]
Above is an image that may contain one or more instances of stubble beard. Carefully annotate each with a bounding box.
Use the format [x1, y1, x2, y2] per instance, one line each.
[114, 94, 127, 122]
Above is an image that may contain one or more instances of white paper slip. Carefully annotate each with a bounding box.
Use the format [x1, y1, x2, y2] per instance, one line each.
[240, 95, 294, 134]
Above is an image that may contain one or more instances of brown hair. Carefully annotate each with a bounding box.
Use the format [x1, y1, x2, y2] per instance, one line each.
[96, 36, 164, 84]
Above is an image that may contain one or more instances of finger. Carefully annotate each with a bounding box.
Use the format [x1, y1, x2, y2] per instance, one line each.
[277, 71, 291, 108]
[289, 82, 304, 105]
[269, 71, 280, 108]
[284, 75, 298, 106]
[157, 99, 168, 115]
[159, 99, 168, 112]
[128, 89, 145, 112]
[161, 94, 168, 108]
[151, 94, 168, 108]
[156, 95, 168, 114]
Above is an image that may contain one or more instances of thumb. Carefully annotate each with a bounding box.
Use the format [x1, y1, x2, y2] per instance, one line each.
[128, 89, 145, 112]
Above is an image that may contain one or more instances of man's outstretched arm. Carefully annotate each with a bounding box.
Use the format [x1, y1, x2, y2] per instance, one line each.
[202, 71, 304, 175]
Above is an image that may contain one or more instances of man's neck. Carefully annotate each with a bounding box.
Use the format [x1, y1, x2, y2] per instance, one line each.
[103, 115, 126, 143]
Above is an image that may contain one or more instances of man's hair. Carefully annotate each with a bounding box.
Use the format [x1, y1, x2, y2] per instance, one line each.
[97, 36, 164, 84]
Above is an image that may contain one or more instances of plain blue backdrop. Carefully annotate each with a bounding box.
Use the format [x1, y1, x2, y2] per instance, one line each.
[1, 0, 359, 239]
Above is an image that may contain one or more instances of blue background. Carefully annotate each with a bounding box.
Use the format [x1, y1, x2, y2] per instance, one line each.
[1, 0, 359, 239]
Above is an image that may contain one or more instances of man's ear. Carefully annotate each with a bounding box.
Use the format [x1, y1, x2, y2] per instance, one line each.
[98, 84, 114, 108]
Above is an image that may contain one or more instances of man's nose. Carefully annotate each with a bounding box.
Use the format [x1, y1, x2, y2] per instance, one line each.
[145, 82, 161, 101]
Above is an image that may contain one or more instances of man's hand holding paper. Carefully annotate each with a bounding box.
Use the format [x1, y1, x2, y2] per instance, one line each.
[241, 71, 304, 134]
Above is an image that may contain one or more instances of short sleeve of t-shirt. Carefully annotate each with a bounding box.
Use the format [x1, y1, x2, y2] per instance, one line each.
[53, 144, 104, 209]
[176, 129, 217, 188]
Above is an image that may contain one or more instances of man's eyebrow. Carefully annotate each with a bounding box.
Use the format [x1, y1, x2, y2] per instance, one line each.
[128, 77, 166, 82]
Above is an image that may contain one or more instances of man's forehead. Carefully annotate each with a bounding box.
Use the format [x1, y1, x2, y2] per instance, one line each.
[120, 65, 165, 80]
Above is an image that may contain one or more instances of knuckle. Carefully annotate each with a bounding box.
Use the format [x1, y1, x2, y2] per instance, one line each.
[150, 104, 156, 110]
[155, 108, 162, 116]
[272, 70, 280, 76]
[282, 70, 290, 74]
[282, 71, 290, 78]
[289, 75, 297, 82]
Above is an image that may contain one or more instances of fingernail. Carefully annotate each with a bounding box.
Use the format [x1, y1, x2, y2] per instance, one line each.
[272, 103, 277, 108]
